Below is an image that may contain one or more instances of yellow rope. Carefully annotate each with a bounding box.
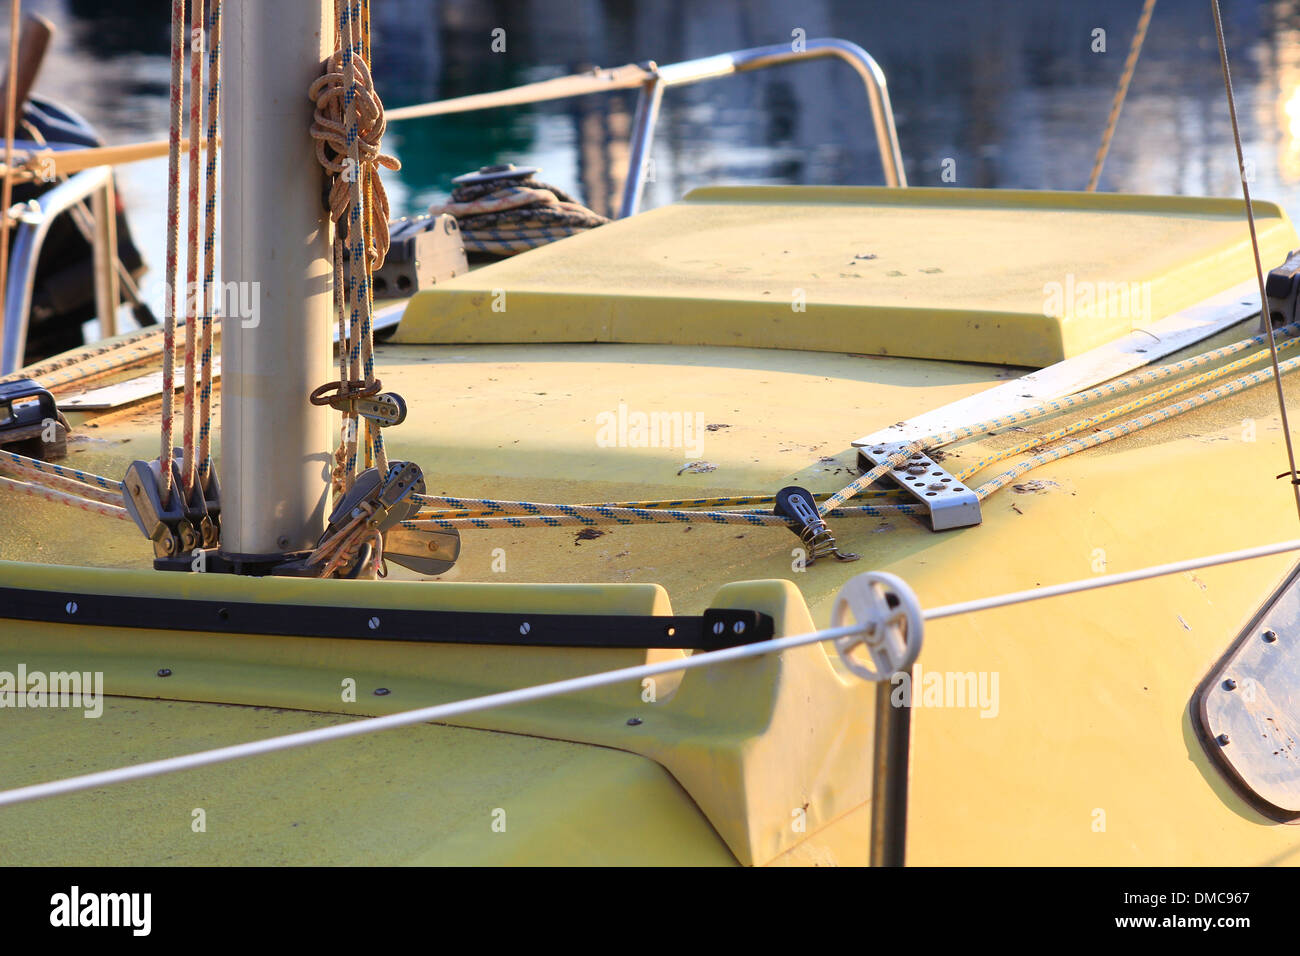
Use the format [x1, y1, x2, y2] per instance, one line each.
[976, 351, 1300, 498]
[0, 474, 129, 521]
[956, 338, 1299, 481]
[0, 461, 124, 507]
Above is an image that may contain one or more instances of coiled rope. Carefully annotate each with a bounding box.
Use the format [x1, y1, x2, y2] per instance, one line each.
[429, 174, 609, 257]
[308, 39, 399, 270]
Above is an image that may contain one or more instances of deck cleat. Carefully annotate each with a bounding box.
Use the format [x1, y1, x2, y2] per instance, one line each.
[773, 485, 860, 565]
[383, 525, 461, 576]
[0, 379, 68, 461]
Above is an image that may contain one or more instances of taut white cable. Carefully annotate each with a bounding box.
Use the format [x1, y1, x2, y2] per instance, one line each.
[3, 537, 1299, 807]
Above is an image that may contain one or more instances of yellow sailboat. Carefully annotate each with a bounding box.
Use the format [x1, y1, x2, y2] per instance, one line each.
[1, 0, 1298, 869]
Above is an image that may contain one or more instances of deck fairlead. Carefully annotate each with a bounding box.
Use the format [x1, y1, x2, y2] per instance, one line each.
[857, 442, 981, 531]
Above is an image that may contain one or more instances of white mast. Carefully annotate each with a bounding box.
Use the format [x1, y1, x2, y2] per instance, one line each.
[220, 0, 333, 560]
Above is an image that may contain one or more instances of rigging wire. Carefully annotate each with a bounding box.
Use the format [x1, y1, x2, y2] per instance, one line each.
[2, 532, 1299, 809]
[1211, 0, 1300, 525]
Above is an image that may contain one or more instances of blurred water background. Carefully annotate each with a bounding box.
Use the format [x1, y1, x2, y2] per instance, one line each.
[13, 0, 1300, 323]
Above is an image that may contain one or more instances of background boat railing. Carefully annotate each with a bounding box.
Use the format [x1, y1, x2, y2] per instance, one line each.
[387, 37, 908, 218]
[1, 39, 903, 375]
[1, 164, 118, 376]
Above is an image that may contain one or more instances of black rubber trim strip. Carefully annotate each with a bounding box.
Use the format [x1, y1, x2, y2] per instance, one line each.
[0, 586, 775, 650]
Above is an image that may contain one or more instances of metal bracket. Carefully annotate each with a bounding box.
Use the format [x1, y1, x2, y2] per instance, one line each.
[857, 442, 981, 531]
[372, 213, 468, 299]
[123, 453, 193, 559]
[0, 584, 776, 651]
[353, 392, 407, 427]
[309, 379, 407, 428]
[180, 466, 221, 550]
[122, 450, 221, 560]
[1192, 561, 1300, 820]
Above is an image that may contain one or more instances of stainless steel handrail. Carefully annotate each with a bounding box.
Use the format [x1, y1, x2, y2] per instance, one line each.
[1, 165, 115, 376]
[388, 37, 907, 218]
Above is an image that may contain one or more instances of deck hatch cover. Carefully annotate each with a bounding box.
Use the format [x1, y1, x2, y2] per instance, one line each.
[1193, 562, 1300, 820]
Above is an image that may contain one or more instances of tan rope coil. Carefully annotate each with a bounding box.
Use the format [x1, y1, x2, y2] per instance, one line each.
[430, 175, 609, 257]
[309, 49, 399, 270]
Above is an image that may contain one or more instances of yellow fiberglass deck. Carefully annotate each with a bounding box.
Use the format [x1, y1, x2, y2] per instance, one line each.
[395, 185, 1299, 367]
[7, 321, 1300, 863]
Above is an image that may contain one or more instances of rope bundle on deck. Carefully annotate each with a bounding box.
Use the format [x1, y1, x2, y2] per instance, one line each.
[429, 173, 609, 257]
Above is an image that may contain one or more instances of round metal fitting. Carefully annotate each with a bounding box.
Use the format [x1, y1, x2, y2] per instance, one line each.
[829, 571, 924, 682]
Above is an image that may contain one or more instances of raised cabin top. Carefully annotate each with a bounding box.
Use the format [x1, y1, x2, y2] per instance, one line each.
[394, 185, 1299, 367]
